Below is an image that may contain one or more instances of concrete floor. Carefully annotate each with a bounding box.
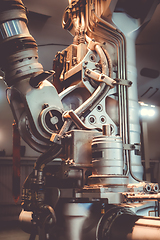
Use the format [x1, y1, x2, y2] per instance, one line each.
[0, 221, 38, 240]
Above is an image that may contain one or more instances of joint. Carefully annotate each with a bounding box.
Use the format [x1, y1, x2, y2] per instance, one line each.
[63, 110, 91, 130]
[50, 133, 62, 145]
[63, 111, 71, 119]
[87, 38, 99, 51]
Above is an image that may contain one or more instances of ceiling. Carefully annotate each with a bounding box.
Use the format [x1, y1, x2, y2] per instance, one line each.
[23, 0, 160, 106]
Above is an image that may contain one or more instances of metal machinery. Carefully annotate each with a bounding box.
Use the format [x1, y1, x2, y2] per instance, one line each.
[1, 0, 160, 239]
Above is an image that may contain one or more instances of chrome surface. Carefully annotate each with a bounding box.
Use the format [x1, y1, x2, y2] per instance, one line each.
[0, 20, 29, 40]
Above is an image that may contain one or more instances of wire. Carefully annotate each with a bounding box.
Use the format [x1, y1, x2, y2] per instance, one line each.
[38, 43, 69, 47]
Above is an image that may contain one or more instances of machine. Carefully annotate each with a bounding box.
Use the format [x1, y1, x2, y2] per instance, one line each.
[0, 0, 160, 239]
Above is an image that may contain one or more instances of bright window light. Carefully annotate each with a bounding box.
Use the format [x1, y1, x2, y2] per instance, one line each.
[140, 108, 148, 116]
[148, 109, 155, 117]
[139, 102, 156, 118]
[139, 101, 148, 107]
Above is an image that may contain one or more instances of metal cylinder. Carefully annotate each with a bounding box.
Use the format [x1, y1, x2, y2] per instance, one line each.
[0, 0, 43, 86]
[64, 202, 92, 240]
[127, 217, 160, 240]
[62, 204, 160, 240]
[19, 209, 35, 234]
[91, 135, 123, 175]
[97, 206, 160, 240]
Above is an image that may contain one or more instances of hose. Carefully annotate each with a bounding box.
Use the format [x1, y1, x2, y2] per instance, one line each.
[34, 118, 72, 171]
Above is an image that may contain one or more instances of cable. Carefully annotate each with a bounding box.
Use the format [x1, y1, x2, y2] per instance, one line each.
[38, 43, 69, 47]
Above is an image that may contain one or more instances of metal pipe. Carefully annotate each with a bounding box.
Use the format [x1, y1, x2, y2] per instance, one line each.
[88, 4, 143, 182]
[127, 217, 160, 240]
[90, 12, 129, 172]
[87, 11, 128, 174]
[98, 206, 160, 240]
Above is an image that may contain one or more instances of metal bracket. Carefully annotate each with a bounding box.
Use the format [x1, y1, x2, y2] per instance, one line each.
[113, 78, 132, 87]
[84, 68, 115, 88]
[123, 143, 141, 156]
[123, 143, 141, 151]
[123, 144, 135, 151]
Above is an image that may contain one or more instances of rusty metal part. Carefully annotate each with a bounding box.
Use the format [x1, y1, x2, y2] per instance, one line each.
[123, 192, 160, 202]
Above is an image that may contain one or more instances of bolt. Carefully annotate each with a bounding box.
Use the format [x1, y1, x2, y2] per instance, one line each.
[80, 116, 84, 121]
[100, 116, 106, 123]
[95, 63, 99, 68]
[90, 54, 95, 62]
[83, 77, 88, 81]
[43, 103, 49, 109]
[86, 69, 91, 74]
[97, 105, 102, 111]
[89, 116, 96, 124]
